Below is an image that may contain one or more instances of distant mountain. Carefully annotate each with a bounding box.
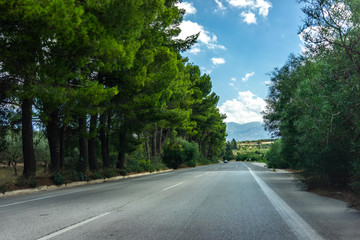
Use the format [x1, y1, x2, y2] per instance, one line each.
[226, 122, 272, 141]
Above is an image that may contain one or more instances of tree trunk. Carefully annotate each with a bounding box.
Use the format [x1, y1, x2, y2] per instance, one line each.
[47, 109, 60, 172]
[116, 126, 127, 169]
[116, 151, 125, 169]
[145, 140, 151, 161]
[22, 97, 36, 178]
[159, 128, 170, 159]
[158, 127, 162, 157]
[88, 114, 98, 171]
[59, 125, 66, 169]
[100, 112, 110, 168]
[78, 116, 88, 172]
[198, 140, 202, 155]
[151, 126, 157, 157]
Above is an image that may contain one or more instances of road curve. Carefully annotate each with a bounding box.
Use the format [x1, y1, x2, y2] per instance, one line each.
[0, 162, 359, 240]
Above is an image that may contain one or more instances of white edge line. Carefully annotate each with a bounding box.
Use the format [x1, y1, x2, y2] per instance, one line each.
[0, 187, 99, 208]
[37, 212, 111, 240]
[162, 182, 185, 191]
[245, 163, 323, 240]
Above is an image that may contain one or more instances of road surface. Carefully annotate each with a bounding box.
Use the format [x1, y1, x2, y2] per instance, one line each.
[1, 162, 359, 239]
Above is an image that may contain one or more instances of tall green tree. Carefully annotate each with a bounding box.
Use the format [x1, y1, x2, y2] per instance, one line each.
[264, 0, 360, 188]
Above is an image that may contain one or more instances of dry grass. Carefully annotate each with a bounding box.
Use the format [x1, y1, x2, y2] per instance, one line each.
[0, 163, 20, 186]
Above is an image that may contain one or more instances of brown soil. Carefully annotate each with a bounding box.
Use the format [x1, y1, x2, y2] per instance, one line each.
[309, 187, 354, 203]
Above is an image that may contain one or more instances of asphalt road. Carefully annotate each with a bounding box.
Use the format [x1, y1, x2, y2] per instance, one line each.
[1, 162, 359, 240]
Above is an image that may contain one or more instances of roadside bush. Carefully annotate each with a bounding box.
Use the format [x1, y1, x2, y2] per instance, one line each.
[68, 169, 80, 181]
[236, 151, 263, 162]
[236, 152, 247, 161]
[187, 160, 197, 168]
[265, 140, 289, 169]
[29, 178, 38, 188]
[90, 172, 102, 180]
[0, 184, 8, 194]
[102, 168, 116, 178]
[53, 171, 65, 185]
[119, 169, 127, 176]
[163, 138, 200, 169]
[15, 177, 27, 187]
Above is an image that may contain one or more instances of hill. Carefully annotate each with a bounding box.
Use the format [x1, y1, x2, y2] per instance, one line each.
[226, 122, 272, 141]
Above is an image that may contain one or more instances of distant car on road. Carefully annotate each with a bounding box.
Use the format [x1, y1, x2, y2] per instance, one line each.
[224, 160, 228, 163]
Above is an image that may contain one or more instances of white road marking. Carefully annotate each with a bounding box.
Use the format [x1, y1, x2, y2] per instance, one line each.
[0, 187, 100, 208]
[162, 182, 185, 191]
[37, 212, 111, 240]
[245, 164, 324, 240]
[193, 172, 210, 179]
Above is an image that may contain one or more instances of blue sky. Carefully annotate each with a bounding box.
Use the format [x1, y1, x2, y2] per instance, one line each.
[175, 0, 305, 124]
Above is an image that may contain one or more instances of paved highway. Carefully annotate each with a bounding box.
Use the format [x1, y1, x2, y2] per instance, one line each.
[1, 162, 359, 239]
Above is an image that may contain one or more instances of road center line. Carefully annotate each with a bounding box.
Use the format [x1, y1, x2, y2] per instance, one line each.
[193, 172, 210, 179]
[245, 164, 324, 240]
[162, 182, 185, 191]
[37, 212, 111, 240]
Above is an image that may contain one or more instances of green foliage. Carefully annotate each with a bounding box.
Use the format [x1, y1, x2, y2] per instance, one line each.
[231, 139, 237, 149]
[33, 132, 50, 167]
[0, 184, 8, 194]
[29, 178, 38, 188]
[163, 138, 200, 169]
[119, 169, 127, 176]
[102, 168, 116, 178]
[90, 172, 103, 180]
[0, 0, 226, 184]
[264, 140, 289, 169]
[53, 172, 65, 185]
[0, 130, 22, 175]
[263, 0, 360, 190]
[223, 142, 234, 160]
[236, 151, 263, 162]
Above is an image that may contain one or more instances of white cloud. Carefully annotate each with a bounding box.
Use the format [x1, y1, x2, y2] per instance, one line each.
[242, 72, 255, 81]
[175, 2, 197, 15]
[241, 11, 257, 24]
[227, 0, 254, 8]
[208, 43, 227, 50]
[189, 46, 201, 55]
[229, 83, 234, 86]
[175, 20, 226, 51]
[231, 77, 237, 81]
[226, 0, 272, 22]
[215, 0, 226, 10]
[211, 57, 226, 65]
[254, 0, 272, 17]
[219, 91, 266, 124]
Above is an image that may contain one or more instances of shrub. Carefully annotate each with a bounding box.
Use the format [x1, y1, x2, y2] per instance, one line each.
[187, 160, 197, 168]
[90, 172, 102, 180]
[29, 178, 38, 188]
[163, 138, 200, 169]
[0, 184, 8, 194]
[119, 169, 127, 176]
[15, 177, 27, 187]
[236, 152, 247, 161]
[103, 168, 116, 178]
[68, 169, 80, 181]
[53, 171, 65, 185]
[265, 140, 289, 169]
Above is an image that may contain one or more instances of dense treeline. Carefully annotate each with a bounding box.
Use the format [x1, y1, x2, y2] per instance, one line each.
[264, 0, 360, 192]
[0, 0, 226, 180]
